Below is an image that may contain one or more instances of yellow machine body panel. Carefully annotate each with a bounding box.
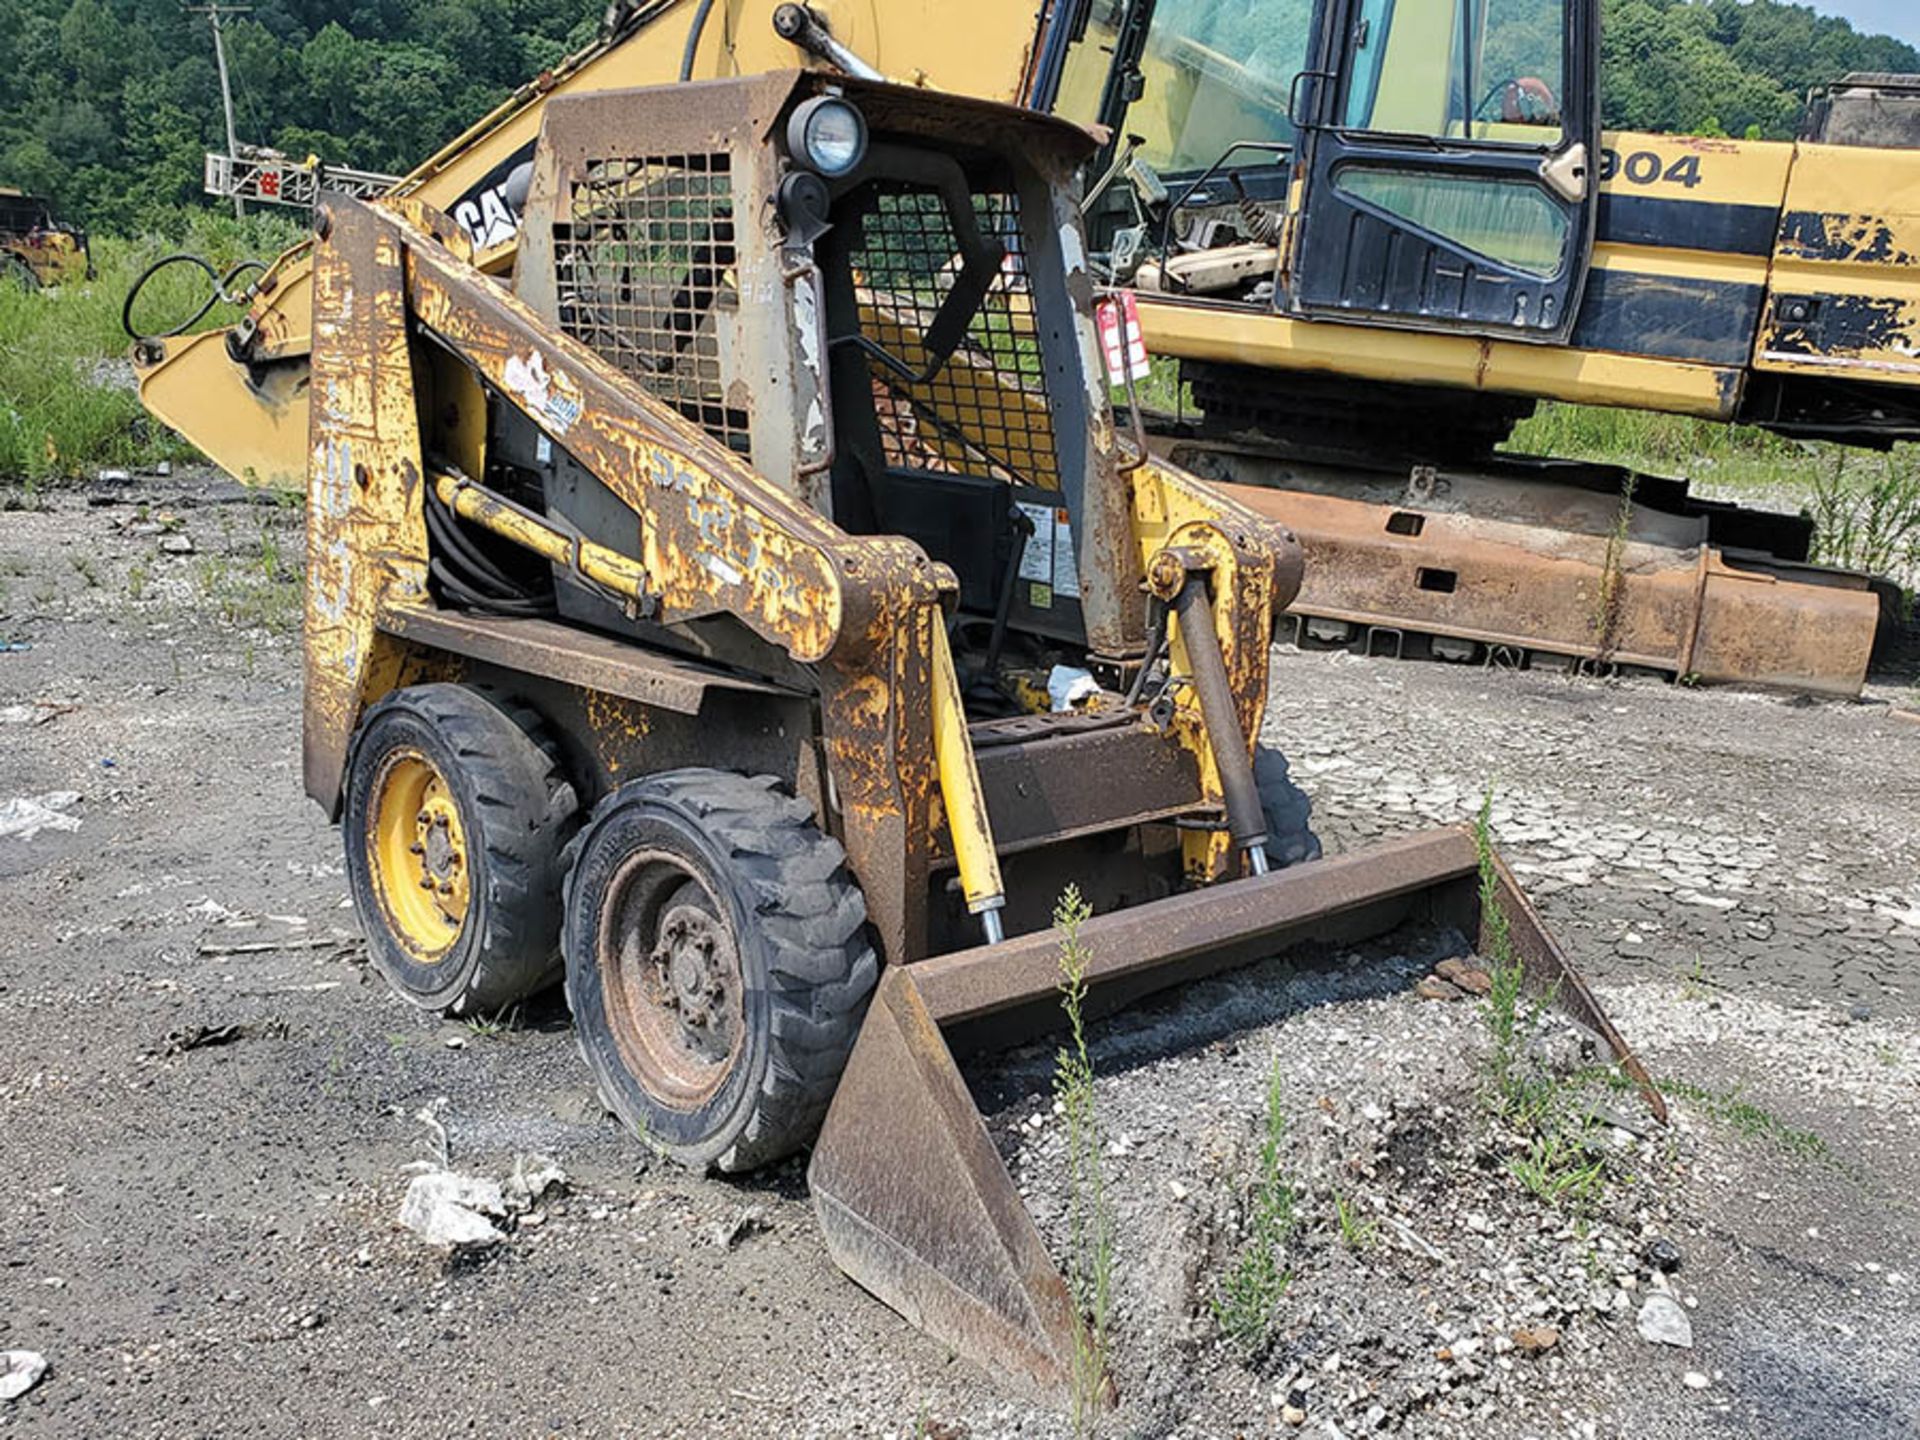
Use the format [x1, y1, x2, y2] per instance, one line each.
[1757, 140, 1920, 381]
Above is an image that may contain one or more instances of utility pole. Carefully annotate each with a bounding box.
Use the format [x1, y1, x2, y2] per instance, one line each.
[186, 4, 252, 219]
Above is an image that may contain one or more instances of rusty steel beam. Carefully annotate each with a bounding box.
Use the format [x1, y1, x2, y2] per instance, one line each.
[961, 718, 1204, 860]
[811, 966, 1082, 1404]
[914, 828, 1479, 1030]
[1157, 442, 1883, 696]
[1236, 482, 1883, 696]
[375, 606, 797, 716]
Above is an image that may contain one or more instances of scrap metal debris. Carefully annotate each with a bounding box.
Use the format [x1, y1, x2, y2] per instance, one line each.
[160, 1017, 289, 1056]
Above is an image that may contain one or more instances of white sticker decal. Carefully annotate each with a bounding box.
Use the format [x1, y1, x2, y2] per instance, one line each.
[1016, 502, 1054, 584]
[1051, 509, 1080, 599]
[503, 349, 582, 436]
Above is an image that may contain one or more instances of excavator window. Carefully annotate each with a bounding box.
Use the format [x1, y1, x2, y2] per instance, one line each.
[1345, 0, 1567, 142]
[1056, 0, 1312, 178]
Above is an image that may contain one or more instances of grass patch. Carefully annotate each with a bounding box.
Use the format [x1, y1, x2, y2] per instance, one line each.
[0, 211, 301, 483]
[1508, 403, 1818, 493]
[1053, 885, 1114, 1434]
[1659, 1080, 1831, 1164]
[463, 1005, 521, 1039]
[1510, 404, 1920, 588]
[1475, 787, 1616, 1209]
[1808, 448, 1920, 580]
[1213, 1057, 1296, 1351]
[1331, 1190, 1378, 1252]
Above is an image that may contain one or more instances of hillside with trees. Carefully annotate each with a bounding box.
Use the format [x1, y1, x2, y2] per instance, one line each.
[2, 0, 1919, 231]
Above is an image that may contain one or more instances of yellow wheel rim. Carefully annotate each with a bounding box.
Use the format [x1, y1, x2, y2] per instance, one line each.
[368, 748, 471, 963]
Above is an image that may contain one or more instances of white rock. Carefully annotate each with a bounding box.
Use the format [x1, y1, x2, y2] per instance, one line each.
[0, 1352, 47, 1402]
[397, 1170, 506, 1248]
[1683, 1371, 1711, 1390]
[505, 1154, 568, 1210]
[1636, 1293, 1694, 1349]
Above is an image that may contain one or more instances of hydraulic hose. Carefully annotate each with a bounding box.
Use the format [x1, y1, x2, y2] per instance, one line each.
[679, 0, 717, 81]
[1171, 573, 1269, 875]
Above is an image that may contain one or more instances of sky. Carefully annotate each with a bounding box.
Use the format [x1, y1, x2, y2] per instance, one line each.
[1812, 0, 1920, 49]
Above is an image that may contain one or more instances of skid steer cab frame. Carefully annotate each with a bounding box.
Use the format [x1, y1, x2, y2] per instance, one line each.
[303, 70, 1657, 1405]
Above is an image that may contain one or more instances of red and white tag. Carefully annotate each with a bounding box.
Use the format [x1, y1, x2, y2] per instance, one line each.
[1095, 292, 1152, 384]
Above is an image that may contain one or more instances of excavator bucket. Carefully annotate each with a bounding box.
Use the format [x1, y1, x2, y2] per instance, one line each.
[809, 827, 1661, 1404]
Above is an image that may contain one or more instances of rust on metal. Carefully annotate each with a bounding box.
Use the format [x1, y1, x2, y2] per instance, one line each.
[1481, 850, 1667, 1124]
[1188, 466, 1881, 697]
[814, 827, 1665, 1407]
[915, 830, 1480, 1032]
[810, 966, 1080, 1404]
[302, 200, 432, 816]
[375, 607, 796, 716]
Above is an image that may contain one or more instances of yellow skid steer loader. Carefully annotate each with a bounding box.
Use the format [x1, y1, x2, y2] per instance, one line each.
[175, 69, 1659, 1404]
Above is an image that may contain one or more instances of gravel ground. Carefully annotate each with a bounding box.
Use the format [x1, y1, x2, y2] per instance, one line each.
[1, 475, 1916, 1438]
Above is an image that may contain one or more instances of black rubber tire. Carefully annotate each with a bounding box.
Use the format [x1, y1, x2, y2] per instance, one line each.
[343, 684, 579, 1015]
[562, 770, 877, 1173]
[1256, 746, 1322, 868]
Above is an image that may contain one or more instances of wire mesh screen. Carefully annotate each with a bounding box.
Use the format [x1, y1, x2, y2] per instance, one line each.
[852, 189, 1058, 487]
[553, 154, 749, 457]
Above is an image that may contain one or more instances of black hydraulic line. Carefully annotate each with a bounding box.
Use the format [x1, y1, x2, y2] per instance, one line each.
[679, 0, 717, 81]
[428, 559, 552, 617]
[983, 509, 1036, 679]
[423, 485, 529, 596]
[1170, 574, 1267, 869]
[1124, 596, 1170, 708]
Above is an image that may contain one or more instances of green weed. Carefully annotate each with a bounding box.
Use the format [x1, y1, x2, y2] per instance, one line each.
[1808, 448, 1920, 579]
[1508, 1122, 1608, 1207]
[1053, 885, 1113, 1434]
[463, 1006, 521, 1039]
[1660, 1080, 1830, 1163]
[1476, 788, 1610, 1208]
[1213, 1058, 1295, 1350]
[1332, 1190, 1377, 1252]
[192, 541, 300, 634]
[126, 562, 149, 601]
[69, 553, 100, 588]
[0, 212, 301, 482]
[1592, 471, 1637, 654]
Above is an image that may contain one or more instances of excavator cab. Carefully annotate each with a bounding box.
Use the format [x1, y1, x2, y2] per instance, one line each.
[1040, 0, 1601, 342]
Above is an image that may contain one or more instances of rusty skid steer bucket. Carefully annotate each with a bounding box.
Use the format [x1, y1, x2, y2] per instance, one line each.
[808, 828, 1663, 1403]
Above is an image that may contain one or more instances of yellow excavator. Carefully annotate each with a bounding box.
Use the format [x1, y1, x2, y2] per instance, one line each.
[125, 5, 1674, 1409]
[1034, 1, 1918, 697]
[130, 1, 1917, 698]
